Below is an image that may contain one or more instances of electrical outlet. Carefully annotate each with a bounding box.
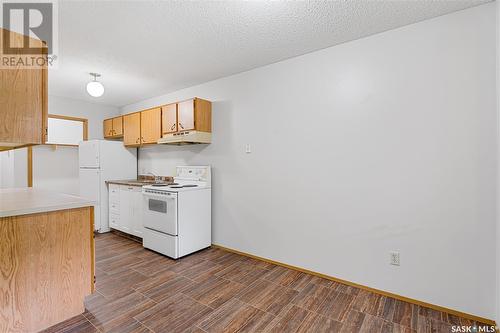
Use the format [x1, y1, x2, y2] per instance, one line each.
[390, 251, 400, 266]
[245, 144, 252, 153]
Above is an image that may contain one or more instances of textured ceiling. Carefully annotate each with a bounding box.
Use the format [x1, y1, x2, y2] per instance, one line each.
[49, 0, 492, 107]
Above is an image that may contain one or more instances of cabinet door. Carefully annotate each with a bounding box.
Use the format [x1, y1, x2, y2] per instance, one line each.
[119, 186, 132, 233]
[112, 116, 123, 136]
[130, 187, 144, 237]
[140, 108, 161, 144]
[123, 113, 141, 146]
[109, 184, 120, 202]
[177, 99, 195, 131]
[161, 104, 177, 134]
[109, 214, 120, 229]
[103, 119, 113, 137]
[0, 29, 47, 145]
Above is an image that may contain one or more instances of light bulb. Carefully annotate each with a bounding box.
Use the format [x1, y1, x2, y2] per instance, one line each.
[86, 80, 104, 97]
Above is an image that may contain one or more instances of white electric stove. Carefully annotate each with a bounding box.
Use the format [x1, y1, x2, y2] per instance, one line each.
[142, 166, 211, 259]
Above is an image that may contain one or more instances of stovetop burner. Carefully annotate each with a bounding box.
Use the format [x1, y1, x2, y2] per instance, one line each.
[182, 184, 198, 188]
[151, 183, 168, 187]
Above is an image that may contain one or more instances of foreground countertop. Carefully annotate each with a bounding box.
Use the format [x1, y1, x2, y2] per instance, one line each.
[0, 188, 95, 218]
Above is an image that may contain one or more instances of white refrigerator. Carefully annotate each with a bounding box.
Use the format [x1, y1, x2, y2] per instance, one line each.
[79, 140, 137, 233]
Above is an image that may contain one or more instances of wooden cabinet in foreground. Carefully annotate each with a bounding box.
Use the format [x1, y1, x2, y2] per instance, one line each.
[158, 98, 212, 144]
[0, 204, 94, 332]
[0, 28, 48, 151]
[104, 116, 123, 138]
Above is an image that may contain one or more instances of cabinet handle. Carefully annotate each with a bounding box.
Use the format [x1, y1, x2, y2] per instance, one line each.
[171, 124, 176, 130]
[179, 123, 184, 129]
[141, 137, 144, 143]
[136, 138, 139, 143]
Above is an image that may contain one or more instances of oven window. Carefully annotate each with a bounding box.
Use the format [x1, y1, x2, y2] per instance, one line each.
[148, 199, 167, 213]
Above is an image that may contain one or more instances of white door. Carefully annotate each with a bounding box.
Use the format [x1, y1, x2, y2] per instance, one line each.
[79, 169, 100, 201]
[131, 187, 144, 237]
[79, 168, 101, 231]
[79, 141, 100, 168]
[119, 186, 132, 233]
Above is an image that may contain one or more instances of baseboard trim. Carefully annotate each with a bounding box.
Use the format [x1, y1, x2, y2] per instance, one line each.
[110, 229, 142, 244]
[212, 243, 496, 326]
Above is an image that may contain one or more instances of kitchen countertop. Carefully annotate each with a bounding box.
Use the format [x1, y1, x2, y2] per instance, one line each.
[106, 179, 159, 186]
[106, 176, 174, 187]
[0, 188, 95, 218]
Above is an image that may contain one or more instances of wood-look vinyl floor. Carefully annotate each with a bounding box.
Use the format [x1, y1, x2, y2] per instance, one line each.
[42, 232, 488, 333]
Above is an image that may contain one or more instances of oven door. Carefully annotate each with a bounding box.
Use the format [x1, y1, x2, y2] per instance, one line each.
[142, 191, 178, 236]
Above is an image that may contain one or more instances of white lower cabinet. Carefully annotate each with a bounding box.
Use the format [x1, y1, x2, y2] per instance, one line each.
[119, 186, 132, 233]
[108, 184, 144, 237]
[130, 188, 144, 237]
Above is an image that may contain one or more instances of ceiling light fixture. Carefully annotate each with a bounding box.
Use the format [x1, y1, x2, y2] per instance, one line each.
[86, 73, 104, 97]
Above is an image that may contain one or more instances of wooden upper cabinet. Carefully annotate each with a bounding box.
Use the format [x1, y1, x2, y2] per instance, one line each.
[123, 113, 141, 146]
[0, 28, 48, 150]
[103, 119, 113, 137]
[120, 97, 211, 146]
[140, 108, 161, 144]
[103, 116, 123, 139]
[176, 98, 211, 133]
[177, 100, 195, 131]
[112, 116, 123, 136]
[161, 104, 177, 134]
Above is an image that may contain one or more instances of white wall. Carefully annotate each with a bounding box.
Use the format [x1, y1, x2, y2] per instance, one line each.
[0, 148, 28, 188]
[123, 4, 497, 319]
[33, 95, 120, 194]
[48, 95, 120, 139]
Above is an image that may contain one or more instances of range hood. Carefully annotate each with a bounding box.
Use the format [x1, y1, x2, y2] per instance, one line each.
[157, 131, 211, 145]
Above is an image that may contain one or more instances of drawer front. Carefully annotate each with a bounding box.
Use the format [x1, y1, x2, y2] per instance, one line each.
[143, 228, 179, 259]
[109, 184, 120, 193]
[109, 214, 120, 228]
[109, 202, 120, 214]
[109, 184, 120, 202]
[109, 193, 119, 203]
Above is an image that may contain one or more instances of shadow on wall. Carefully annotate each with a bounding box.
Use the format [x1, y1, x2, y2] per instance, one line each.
[211, 99, 233, 150]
